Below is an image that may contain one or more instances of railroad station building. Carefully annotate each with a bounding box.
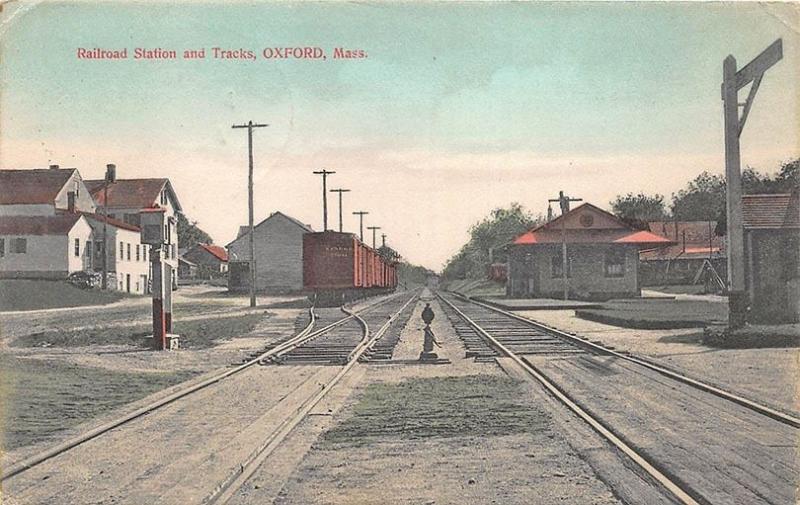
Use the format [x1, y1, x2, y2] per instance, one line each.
[742, 192, 799, 323]
[227, 211, 313, 294]
[507, 203, 672, 300]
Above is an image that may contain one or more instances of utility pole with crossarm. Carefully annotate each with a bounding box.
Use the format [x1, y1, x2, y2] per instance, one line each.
[313, 170, 336, 231]
[232, 120, 268, 308]
[352, 211, 369, 242]
[330, 188, 350, 232]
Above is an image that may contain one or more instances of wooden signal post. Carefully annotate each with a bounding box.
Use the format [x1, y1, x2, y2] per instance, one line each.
[548, 191, 582, 300]
[721, 39, 782, 328]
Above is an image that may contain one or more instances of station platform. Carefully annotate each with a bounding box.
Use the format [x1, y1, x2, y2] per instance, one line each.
[475, 297, 603, 311]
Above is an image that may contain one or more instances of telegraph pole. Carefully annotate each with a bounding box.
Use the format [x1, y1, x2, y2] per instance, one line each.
[352, 211, 369, 241]
[232, 120, 268, 308]
[721, 39, 782, 328]
[367, 226, 381, 249]
[548, 191, 582, 300]
[101, 163, 115, 290]
[330, 188, 350, 232]
[313, 169, 336, 231]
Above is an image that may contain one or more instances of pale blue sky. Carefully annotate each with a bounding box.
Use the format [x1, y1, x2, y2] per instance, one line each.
[1, 2, 798, 268]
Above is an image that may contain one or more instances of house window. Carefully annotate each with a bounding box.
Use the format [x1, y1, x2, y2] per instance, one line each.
[119, 241, 124, 260]
[136, 244, 140, 261]
[74, 238, 80, 257]
[171, 244, 176, 260]
[144, 246, 148, 262]
[160, 190, 168, 206]
[604, 249, 626, 277]
[127, 243, 131, 261]
[551, 253, 572, 278]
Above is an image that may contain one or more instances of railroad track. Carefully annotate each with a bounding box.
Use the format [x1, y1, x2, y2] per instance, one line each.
[203, 290, 419, 505]
[438, 291, 799, 505]
[1, 291, 414, 483]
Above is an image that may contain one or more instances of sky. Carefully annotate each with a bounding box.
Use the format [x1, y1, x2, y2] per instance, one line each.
[1, 1, 798, 270]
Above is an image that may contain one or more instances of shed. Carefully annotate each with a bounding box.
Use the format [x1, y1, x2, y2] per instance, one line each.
[742, 192, 799, 323]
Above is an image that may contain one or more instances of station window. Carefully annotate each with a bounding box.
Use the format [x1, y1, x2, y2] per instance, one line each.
[120, 241, 124, 260]
[136, 244, 140, 262]
[74, 238, 80, 257]
[11, 238, 27, 254]
[604, 249, 626, 277]
[127, 243, 131, 261]
[551, 253, 572, 278]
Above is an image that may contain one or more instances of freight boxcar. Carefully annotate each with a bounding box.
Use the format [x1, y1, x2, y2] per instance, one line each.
[303, 231, 398, 306]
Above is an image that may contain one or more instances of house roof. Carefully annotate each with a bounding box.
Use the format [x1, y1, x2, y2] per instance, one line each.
[197, 243, 228, 262]
[84, 178, 183, 212]
[0, 214, 84, 235]
[0, 168, 76, 205]
[512, 202, 673, 249]
[742, 193, 799, 229]
[227, 211, 313, 247]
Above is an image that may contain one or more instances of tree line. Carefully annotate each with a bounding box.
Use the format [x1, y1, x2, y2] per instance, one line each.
[611, 159, 797, 227]
[443, 158, 798, 280]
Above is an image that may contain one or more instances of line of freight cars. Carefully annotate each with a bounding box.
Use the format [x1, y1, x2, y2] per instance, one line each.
[303, 231, 398, 306]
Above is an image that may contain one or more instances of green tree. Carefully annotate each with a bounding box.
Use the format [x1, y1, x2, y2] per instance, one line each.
[442, 203, 540, 280]
[671, 171, 727, 221]
[610, 193, 668, 222]
[177, 213, 212, 247]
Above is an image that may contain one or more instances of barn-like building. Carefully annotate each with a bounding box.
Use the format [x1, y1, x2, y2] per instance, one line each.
[507, 203, 672, 300]
[226, 211, 313, 294]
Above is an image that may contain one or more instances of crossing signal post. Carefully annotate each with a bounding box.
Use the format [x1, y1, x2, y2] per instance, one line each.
[141, 207, 178, 350]
[721, 39, 782, 328]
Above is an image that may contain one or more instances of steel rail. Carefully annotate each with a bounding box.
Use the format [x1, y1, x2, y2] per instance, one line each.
[450, 292, 800, 428]
[205, 292, 419, 505]
[438, 293, 703, 505]
[2, 292, 407, 481]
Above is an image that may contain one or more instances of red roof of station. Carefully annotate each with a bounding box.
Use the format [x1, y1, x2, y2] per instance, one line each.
[0, 168, 77, 205]
[0, 214, 84, 235]
[512, 202, 673, 249]
[198, 243, 228, 262]
[742, 193, 799, 229]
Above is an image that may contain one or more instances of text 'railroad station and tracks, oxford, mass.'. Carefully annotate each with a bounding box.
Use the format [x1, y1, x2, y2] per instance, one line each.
[76, 46, 367, 61]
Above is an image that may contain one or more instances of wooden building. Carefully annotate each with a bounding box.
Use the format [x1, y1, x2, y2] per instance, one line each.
[507, 203, 672, 300]
[742, 192, 799, 323]
[226, 211, 313, 294]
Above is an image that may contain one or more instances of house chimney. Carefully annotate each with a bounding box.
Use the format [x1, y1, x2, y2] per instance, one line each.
[49, 164, 59, 170]
[67, 191, 76, 213]
[105, 164, 116, 183]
